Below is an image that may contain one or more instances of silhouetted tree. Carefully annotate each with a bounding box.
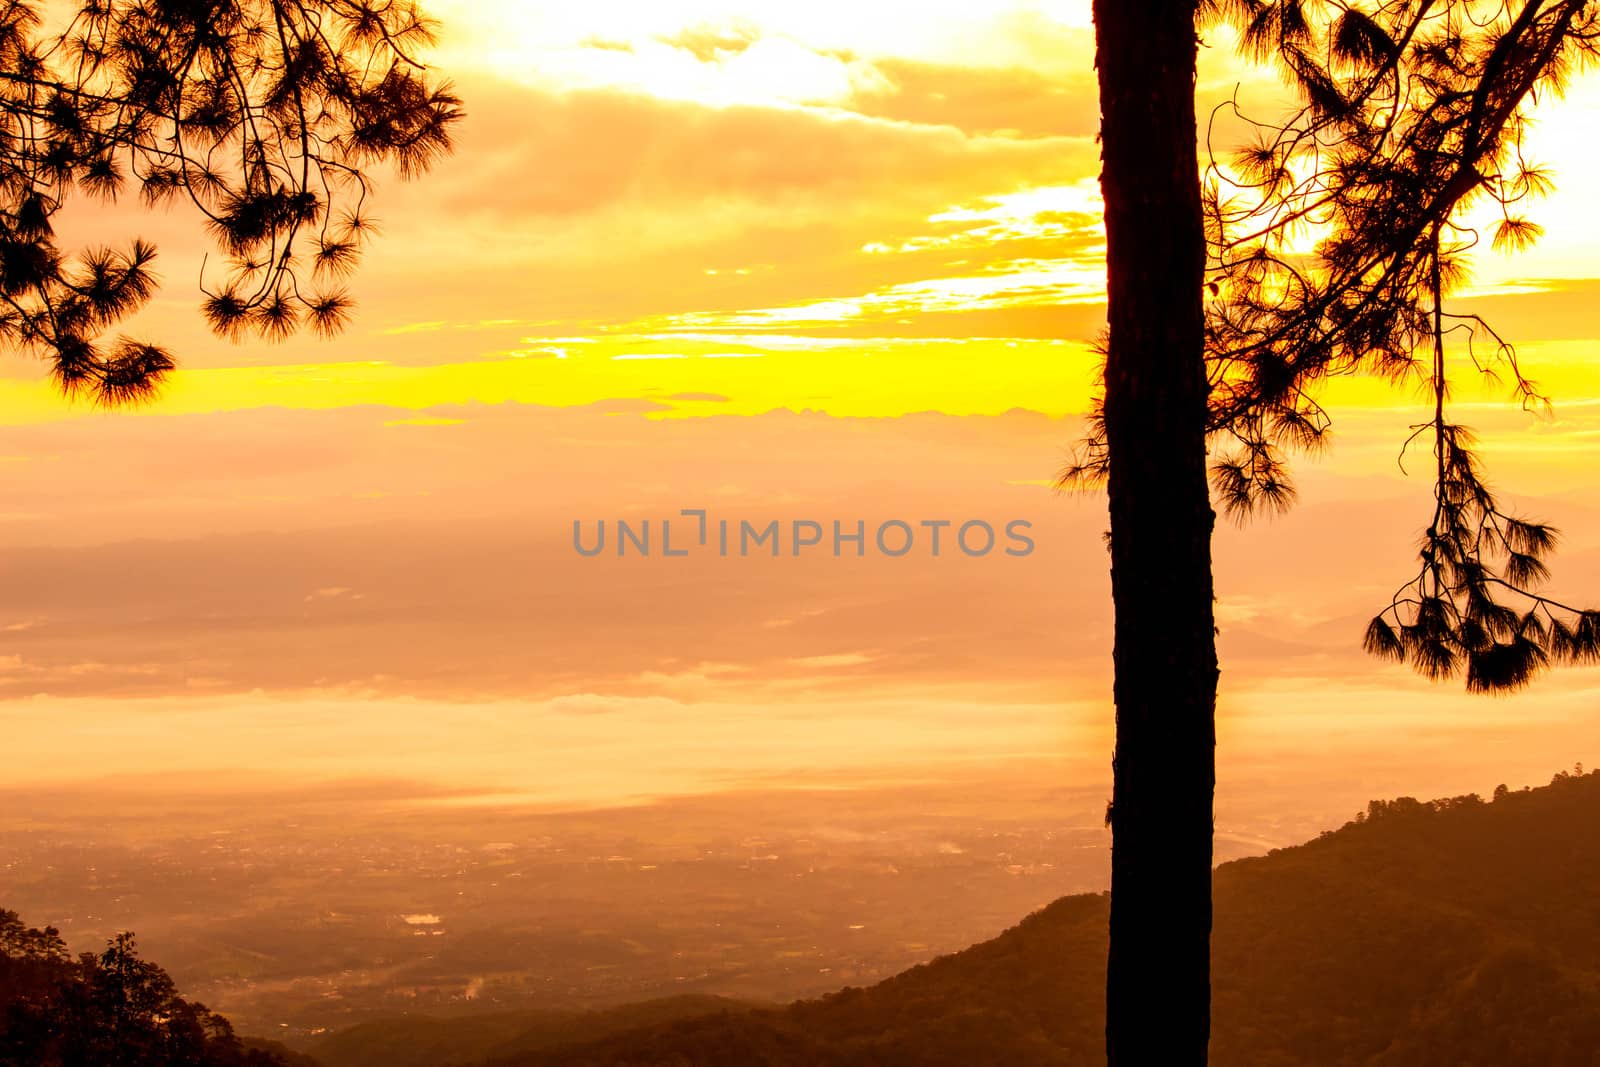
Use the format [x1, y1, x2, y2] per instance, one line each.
[1089, 2, 1217, 1063]
[1080, 2, 1600, 1063]
[0, 0, 460, 405]
[0, 910, 283, 1066]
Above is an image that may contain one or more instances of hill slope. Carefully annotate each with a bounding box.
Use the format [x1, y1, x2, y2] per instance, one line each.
[414, 768, 1600, 1067]
[305, 996, 751, 1067]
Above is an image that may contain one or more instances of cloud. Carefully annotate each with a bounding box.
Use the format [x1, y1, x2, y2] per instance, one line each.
[658, 23, 761, 63]
[10, 395, 1597, 707]
[5, 396, 1599, 800]
[12, 66, 1104, 377]
[846, 58, 1097, 138]
[546, 693, 688, 716]
[1454, 278, 1600, 342]
[0, 404, 1102, 702]
[788, 652, 877, 669]
[428, 81, 1093, 223]
[384, 416, 467, 428]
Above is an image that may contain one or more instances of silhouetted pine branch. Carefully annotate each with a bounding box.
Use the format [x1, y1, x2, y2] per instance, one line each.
[0, 0, 461, 406]
[1066, 0, 1600, 691]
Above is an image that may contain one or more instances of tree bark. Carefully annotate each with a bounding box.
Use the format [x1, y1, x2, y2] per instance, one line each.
[1092, 2, 1219, 1064]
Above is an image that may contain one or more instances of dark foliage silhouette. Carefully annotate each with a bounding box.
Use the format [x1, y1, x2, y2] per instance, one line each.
[0, 913, 291, 1065]
[0, 0, 460, 405]
[1078, 6, 1600, 1058]
[1073, 1, 1600, 692]
[1206, 0, 1600, 692]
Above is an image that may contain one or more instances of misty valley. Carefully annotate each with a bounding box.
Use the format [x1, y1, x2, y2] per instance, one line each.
[5, 769, 1598, 1065]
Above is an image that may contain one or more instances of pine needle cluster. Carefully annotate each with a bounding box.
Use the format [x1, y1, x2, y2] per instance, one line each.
[1068, 1, 1600, 690]
[0, 0, 460, 405]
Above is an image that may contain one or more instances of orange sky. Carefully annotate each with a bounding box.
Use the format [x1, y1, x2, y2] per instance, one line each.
[1, 2, 1597, 824]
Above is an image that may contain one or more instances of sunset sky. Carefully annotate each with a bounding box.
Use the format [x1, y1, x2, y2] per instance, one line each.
[2, 1, 1598, 832]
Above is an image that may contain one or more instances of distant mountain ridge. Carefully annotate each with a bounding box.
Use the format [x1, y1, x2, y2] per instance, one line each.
[305, 768, 1600, 1067]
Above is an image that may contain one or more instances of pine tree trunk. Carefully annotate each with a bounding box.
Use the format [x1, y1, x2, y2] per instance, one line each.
[1092, 2, 1219, 1064]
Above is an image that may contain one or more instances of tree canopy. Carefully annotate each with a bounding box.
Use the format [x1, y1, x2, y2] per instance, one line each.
[0, 0, 460, 405]
[0, 910, 291, 1066]
[1071, 0, 1600, 692]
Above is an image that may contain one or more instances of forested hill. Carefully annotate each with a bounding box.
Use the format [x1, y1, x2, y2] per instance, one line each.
[422, 768, 1600, 1067]
[0, 918, 312, 1067]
